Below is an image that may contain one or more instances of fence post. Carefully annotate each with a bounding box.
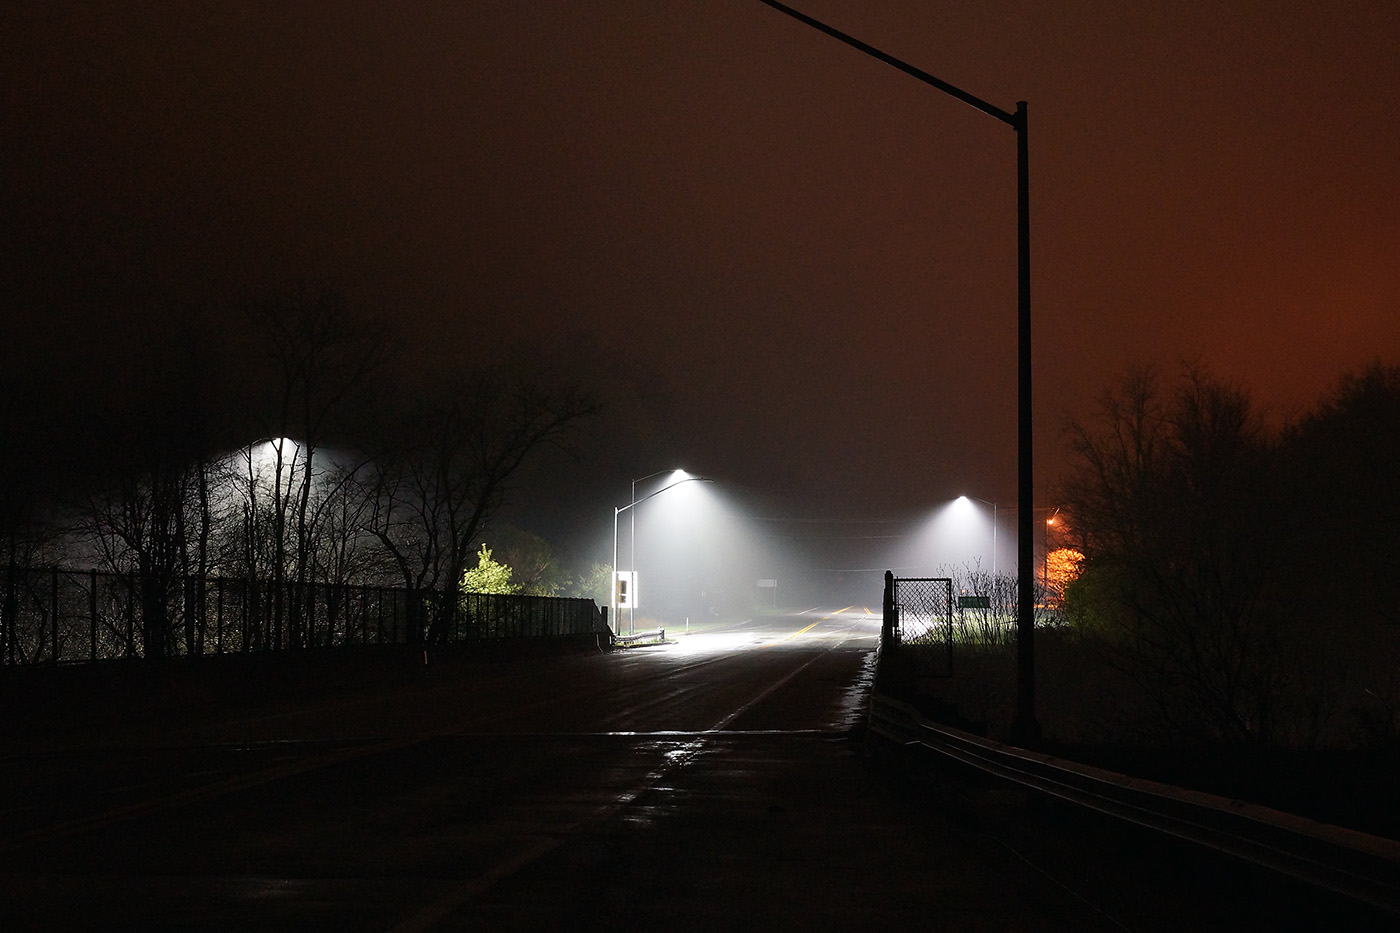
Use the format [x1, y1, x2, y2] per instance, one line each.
[89, 569, 98, 663]
[124, 577, 134, 658]
[2, 560, 13, 665]
[376, 585, 385, 645]
[50, 566, 60, 664]
[942, 578, 954, 676]
[882, 570, 894, 644]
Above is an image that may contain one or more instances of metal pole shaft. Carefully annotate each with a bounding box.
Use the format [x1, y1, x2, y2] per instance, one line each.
[1013, 101, 1039, 742]
[611, 507, 619, 638]
[756, 0, 1036, 743]
[629, 480, 636, 635]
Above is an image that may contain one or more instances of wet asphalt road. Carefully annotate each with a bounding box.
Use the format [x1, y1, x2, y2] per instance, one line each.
[0, 608, 1330, 930]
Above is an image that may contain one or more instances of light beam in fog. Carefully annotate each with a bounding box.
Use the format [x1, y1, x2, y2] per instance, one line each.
[629, 479, 760, 626]
[612, 471, 712, 634]
[892, 498, 1005, 577]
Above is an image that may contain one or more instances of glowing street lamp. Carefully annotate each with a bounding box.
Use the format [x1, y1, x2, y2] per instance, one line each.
[612, 472, 714, 637]
[758, 0, 1038, 740]
[958, 495, 999, 577]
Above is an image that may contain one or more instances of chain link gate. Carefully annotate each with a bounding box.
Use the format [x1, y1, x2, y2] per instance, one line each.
[882, 572, 954, 677]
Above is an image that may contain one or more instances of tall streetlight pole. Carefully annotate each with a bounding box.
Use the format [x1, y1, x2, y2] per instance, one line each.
[611, 474, 714, 638]
[758, 0, 1038, 740]
[964, 496, 999, 577]
[630, 470, 684, 635]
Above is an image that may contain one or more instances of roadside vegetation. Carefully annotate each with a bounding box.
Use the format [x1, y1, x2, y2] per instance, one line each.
[1057, 361, 1400, 752]
[896, 361, 1400, 833]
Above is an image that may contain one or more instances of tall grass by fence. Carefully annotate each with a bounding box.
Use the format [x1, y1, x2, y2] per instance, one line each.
[0, 566, 608, 666]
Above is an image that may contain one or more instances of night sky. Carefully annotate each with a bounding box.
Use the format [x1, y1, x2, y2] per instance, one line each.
[6, 1, 1399, 548]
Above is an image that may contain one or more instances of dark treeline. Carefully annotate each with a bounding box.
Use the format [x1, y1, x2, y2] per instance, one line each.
[1, 287, 593, 658]
[1060, 361, 1400, 750]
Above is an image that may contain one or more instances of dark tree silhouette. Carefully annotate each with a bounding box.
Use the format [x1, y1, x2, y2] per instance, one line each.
[1283, 363, 1400, 625]
[1061, 363, 1293, 746]
[365, 369, 593, 644]
[68, 309, 234, 660]
[492, 526, 569, 596]
[237, 287, 392, 648]
[1279, 363, 1400, 745]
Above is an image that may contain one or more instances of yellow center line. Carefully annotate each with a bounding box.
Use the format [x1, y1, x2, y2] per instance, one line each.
[753, 608, 860, 648]
[757, 618, 823, 649]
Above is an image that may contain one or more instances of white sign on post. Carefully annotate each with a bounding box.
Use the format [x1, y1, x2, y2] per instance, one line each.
[757, 578, 778, 607]
[614, 571, 638, 609]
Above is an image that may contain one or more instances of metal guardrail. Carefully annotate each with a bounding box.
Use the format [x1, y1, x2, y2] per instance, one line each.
[869, 691, 1400, 915]
[612, 627, 666, 647]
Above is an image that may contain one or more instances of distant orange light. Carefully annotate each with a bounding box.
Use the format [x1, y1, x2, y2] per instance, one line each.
[1043, 547, 1085, 604]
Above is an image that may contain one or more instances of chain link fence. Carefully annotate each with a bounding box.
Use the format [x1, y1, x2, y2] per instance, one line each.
[882, 572, 954, 678]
